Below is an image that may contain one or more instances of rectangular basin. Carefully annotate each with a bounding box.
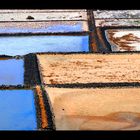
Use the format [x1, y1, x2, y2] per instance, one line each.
[0, 35, 89, 56]
[37, 54, 140, 85]
[37, 53, 140, 84]
[0, 21, 88, 33]
[0, 58, 24, 85]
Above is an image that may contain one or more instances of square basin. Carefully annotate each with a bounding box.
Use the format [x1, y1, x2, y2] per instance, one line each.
[0, 89, 37, 130]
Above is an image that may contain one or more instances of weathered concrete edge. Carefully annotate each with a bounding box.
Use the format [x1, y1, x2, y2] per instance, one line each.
[44, 82, 140, 89]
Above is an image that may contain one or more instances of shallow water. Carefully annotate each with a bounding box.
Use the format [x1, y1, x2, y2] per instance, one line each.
[0, 59, 24, 85]
[0, 22, 85, 33]
[0, 35, 89, 56]
[0, 89, 37, 130]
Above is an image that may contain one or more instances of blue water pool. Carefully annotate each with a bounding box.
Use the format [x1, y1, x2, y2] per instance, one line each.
[0, 89, 37, 130]
[0, 35, 89, 56]
[0, 59, 24, 85]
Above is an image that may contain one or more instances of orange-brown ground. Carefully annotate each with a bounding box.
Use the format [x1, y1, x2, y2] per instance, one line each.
[36, 86, 48, 129]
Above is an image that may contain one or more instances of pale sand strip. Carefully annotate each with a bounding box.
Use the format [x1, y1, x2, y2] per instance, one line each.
[0, 11, 87, 21]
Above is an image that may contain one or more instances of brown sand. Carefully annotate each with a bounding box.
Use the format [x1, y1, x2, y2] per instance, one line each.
[37, 54, 140, 84]
[45, 87, 140, 130]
